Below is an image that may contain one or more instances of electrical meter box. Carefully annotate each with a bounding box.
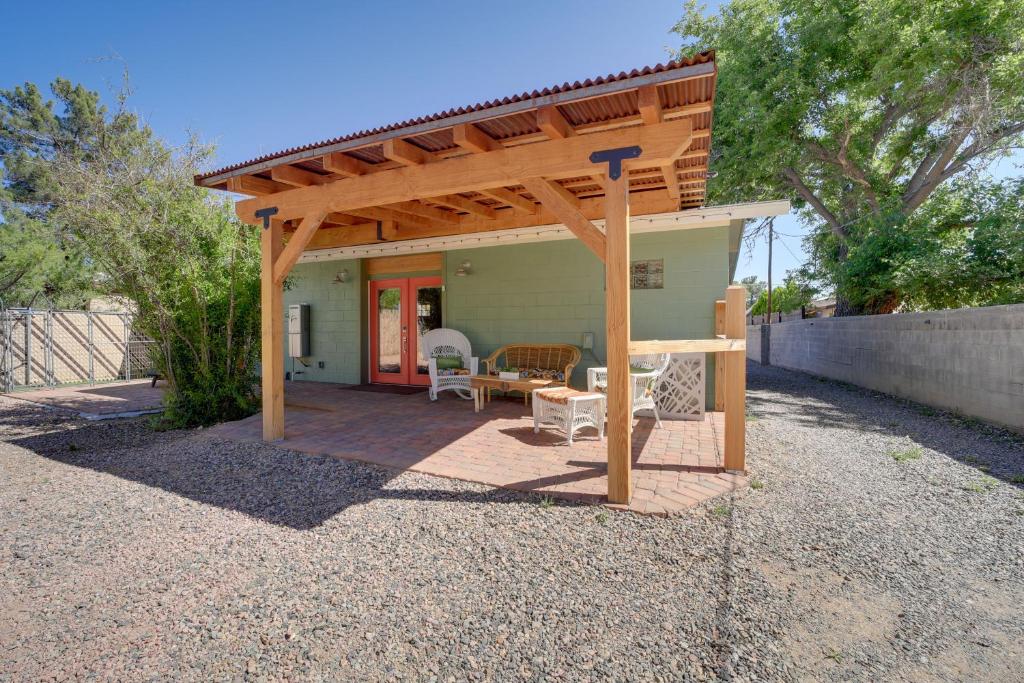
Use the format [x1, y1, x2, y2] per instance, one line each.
[288, 304, 310, 358]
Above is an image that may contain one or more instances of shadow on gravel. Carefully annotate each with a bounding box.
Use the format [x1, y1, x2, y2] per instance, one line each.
[8, 420, 553, 530]
[747, 362, 1024, 488]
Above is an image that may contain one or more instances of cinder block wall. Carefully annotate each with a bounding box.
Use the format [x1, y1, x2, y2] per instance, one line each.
[759, 305, 1024, 431]
[281, 227, 732, 407]
[445, 228, 728, 403]
[282, 258, 363, 384]
[745, 324, 762, 363]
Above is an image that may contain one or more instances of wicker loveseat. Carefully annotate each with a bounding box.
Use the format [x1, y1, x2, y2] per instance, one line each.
[483, 343, 581, 386]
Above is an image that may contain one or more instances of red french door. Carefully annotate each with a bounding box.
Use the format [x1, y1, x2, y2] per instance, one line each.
[369, 276, 443, 385]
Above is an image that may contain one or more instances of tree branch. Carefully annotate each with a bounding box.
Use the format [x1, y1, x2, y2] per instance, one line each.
[902, 124, 972, 213]
[782, 167, 847, 239]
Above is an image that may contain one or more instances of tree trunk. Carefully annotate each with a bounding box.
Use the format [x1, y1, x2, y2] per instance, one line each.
[833, 294, 864, 317]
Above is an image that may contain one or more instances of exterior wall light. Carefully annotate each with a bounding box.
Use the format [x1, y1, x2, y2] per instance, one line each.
[455, 261, 472, 277]
[333, 269, 350, 284]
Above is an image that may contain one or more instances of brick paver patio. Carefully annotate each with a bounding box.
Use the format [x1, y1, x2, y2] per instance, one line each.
[208, 382, 747, 515]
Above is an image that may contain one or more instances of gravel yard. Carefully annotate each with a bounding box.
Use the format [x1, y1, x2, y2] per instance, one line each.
[2, 363, 1022, 681]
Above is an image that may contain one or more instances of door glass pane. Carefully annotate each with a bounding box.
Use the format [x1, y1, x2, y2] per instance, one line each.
[376, 288, 402, 374]
[414, 286, 443, 375]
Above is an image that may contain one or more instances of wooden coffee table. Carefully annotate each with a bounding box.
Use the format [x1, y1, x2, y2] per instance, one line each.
[470, 375, 556, 412]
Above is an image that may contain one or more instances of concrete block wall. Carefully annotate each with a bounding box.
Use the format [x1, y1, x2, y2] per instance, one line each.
[755, 304, 1024, 431]
[746, 324, 762, 363]
[445, 228, 728, 404]
[282, 258, 363, 384]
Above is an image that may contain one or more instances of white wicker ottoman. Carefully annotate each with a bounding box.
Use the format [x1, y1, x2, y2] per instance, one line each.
[532, 387, 606, 445]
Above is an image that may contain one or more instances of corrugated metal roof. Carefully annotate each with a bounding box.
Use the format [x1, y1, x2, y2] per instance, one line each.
[195, 52, 715, 184]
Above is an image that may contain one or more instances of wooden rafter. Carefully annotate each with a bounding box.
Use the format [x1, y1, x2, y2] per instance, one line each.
[346, 206, 437, 230]
[323, 152, 370, 177]
[236, 119, 694, 224]
[383, 137, 433, 166]
[634, 85, 683, 201]
[476, 187, 537, 214]
[537, 105, 575, 139]
[227, 175, 291, 196]
[452, 123, 501, 153]
[428, 194, 496, 219]
[384, 201, 461, 224]
[270, 165, 331, 187]
[298, 190, 679, 252]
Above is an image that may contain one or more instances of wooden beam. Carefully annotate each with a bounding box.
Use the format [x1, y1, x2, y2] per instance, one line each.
[301, 190, 678, 251]
[637, 85, 663, 125]
[345, 206, 436, 230]
[714, 299, 726, 412]
[520, 178, 606, 261]
[270, 165, 331, 187]
[261, 219, 285, 441]
[385, 201, 461, 225]
[295, 222, 379, 250]
[537, 105, 575, 138]
[273, 210, 327, 285]
[605, 171, 631, 505]
[452, 123, 500, 153]
[638, 85, 679, 203]
[628, 338, 744, 354]
[382, 137, 432, 166]
[477, 187, 537, 214]
[227, 175, 291, 196]
[236, 118, 694, 224]
[322, 152, 370, 177]
[427, 194, 496, 220]
[662, 162, 681, 200]
[325, 212, 366, 226]
[723, 285, 746, 472]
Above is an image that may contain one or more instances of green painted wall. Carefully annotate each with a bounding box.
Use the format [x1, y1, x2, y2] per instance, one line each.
[444, 227, 728, 402]
[281, 258, 362, 384]
[280, 227, 730, 406]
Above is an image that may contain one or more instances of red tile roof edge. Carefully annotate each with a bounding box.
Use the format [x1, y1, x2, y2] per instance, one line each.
[195, 52, 715, 184]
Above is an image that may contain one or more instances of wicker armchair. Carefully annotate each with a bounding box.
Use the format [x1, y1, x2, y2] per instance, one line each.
[483, 343, 581, 386]
[422, 328, 478, 401]
[587, 353, 671, 428]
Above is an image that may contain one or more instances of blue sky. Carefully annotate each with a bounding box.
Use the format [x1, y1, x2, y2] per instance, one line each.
[2, 1, 1018, 288]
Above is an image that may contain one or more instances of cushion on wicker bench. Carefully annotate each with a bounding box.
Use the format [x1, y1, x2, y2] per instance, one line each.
[534, 387, 603, 405]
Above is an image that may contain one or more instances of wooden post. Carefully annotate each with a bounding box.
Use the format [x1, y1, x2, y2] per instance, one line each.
[605, 173, 632, 504]
[261, 219, 285, 441]
[723, 285, 746, 471]
[714, 299, 725, 412]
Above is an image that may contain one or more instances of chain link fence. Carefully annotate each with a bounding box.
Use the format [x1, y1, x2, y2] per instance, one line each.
[0, 308, 158, 393]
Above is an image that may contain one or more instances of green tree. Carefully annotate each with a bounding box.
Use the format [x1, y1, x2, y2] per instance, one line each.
[0, 80, 117, 306]
[738, 275, 766, 309]
[49, 126, 262, 427]
[750, 277, 814, 315]
[3, 77, 262, 426]
[674, 0, 1024, 314]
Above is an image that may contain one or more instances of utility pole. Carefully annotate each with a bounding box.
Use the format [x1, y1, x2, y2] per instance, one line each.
[766, 218, 774, 325]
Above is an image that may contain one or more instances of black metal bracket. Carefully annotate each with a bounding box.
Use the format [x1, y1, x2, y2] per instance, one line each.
[376, 220, 387, 241]
[255, 207, 279, 230]
[589, 145, 642, 180]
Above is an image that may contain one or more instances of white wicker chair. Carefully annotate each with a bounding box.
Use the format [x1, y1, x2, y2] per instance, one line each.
[587, 353, 671, 427]
[422, 328, 478, 401]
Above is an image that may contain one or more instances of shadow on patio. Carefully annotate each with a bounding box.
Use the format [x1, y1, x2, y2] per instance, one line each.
[206, 381, 745, 516]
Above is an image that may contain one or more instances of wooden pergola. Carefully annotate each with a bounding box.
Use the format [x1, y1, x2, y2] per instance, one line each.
[196, 53, 748, 504]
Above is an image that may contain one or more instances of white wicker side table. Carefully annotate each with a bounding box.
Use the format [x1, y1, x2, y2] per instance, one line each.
[532, 387, 606, 445]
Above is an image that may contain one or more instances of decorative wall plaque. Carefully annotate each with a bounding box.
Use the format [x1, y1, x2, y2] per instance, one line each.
[631, 259, 664, 289]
